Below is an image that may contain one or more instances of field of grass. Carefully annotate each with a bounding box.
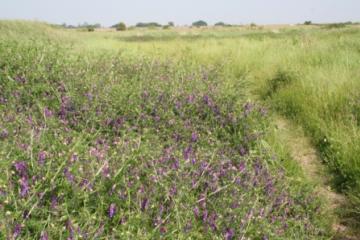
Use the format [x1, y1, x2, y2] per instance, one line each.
[0, 20, 359, 239]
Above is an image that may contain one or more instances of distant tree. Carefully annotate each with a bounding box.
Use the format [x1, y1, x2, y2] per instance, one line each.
[304, 21, 312, 25]
[192, 20, 208, 27]
[136, 22, 162, 28]
[116, 22, 127, 31]
[250, 23, 257, 28]
[87, 26, 95, 32]
[168, 21, 175, 27]
[214, 22, 226, 27]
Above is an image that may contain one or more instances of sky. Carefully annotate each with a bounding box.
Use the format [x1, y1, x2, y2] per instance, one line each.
[0, 0, 359, 27]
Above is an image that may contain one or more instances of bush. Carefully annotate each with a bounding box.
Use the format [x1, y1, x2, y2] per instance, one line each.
[250, 23, 257, 28]
[87, 26, 95, 32]
[192, 20, 208, 27]
[116, 22, 126, 31]
[304, 21, 312, 25]
[136, 22, 162, 28]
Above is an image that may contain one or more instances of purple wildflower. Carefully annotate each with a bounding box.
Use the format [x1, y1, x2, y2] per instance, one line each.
[169, 186, 177, 197]
[70, 153, 78, 164]
[141, 198, 148, 212]
[64, 168, 75, 183]
[183, 146, 192, 160]
[66, 220, 75, 240]
[108, 203, 117, 218]
[79, 179, 93, 191]
[44, 107, 53, 118]
[19, 177, 30, 197]
[38, 151, 47, 165]
[225, 228, 234, 240]
[40, 231, 49, 240]
[13, 224, 22, 239]
[187, 94, 195, 104]
[14, 161, 28, 177]
[172, 158, 180, 170]
[208, 212, 217, 231]
[191, 132, 198, 142]
[238, 161, 246, 172]
[203, 95, 213, 107]
[202, 209, 208, 222]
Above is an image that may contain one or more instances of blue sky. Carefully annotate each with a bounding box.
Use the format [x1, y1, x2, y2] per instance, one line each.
[0, 0, 359, 26]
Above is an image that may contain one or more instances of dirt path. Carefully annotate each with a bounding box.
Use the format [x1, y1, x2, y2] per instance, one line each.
[274, 117, 358, 240]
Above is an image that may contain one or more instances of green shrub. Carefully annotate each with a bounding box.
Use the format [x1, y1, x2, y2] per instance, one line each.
[192, 20, 207, 27]
[115, 22, 126, 31]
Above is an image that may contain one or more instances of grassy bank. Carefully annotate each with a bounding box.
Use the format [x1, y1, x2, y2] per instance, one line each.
[1, 20, 359, 238]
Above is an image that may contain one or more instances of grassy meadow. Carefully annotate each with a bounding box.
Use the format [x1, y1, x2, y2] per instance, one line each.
[0, 20, 359, 239]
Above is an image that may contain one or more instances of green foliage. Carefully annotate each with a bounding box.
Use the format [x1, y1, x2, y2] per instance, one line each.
[304, 21, 312, 25]
[87, 26, 95, 32]
[136, 22, 162, 28]
[192, 20, 208, 27]
[116, 22, 126, 31]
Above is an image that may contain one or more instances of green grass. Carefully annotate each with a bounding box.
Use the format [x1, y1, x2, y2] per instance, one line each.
[1, 20, 360, 238]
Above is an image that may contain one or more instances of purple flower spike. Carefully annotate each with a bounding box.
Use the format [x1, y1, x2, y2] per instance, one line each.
[109, 203, 117, 218]
[183, 146, 192, 160]
[225, 228, 234, 240]
[38, 151, 47, 165]
[193, 206, 200, 218]
[14, 161, 28, 177]
[44, 107, 53, 118]
[64, 168, 75, 183]
[19, 177, 30, 197]
[141, 198, 148, 212]
[187, 94, 195, 104]
[191, 132, 198, 142]
[40, 231, 49, 240]
[13, 224, 22, 239]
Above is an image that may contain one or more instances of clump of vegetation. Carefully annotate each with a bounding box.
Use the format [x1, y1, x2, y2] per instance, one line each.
[116, 22, 126, 31]
[304, 21, 312, 25]
[214, 22, 232, 27]
[192, 20, 208, 27]
[250, 23, 257, 28]
[136, 22, 162, 28]
[0, 21, 333, 239]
